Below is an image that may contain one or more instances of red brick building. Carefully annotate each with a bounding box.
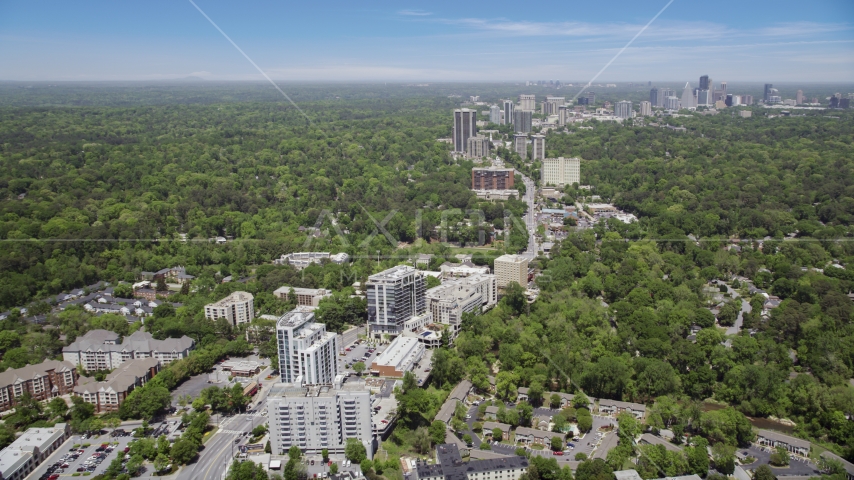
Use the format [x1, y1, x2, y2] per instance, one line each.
[0, 360, 78, 412]
[472, 167, 515, 190]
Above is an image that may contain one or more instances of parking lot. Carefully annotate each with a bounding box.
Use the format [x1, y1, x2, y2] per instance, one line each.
[339, 341, 383, 374]
[28, 430, 137, 480]
[741, 445, 819, 477]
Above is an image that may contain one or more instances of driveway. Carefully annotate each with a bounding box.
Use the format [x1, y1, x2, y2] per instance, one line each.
[722, 283, 752, 336]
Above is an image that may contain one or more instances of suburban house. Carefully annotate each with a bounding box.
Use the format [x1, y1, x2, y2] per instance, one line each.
[598, 399, 646, 419]
[481, 422, 512, 439]
[513, 427, 565, 447]
[484, 406, 500, 419]
[73, 358, 160, 413]
[756, 430, 810, 457]
[0, 360, 78, 413]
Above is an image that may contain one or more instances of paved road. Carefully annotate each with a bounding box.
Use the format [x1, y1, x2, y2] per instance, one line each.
[515, 170, 538, 260]
[175, 412, 265, 480]
[723, 283, 752, 336]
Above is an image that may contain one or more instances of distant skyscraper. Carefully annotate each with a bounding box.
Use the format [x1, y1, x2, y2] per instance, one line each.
[531, 135, 546, 161]
[720, 81, 727, 94]
[764, 84, 773, 103]
[514, 134, 528, 160]
[489, 105, 501, 124]
[649, 87, 659, 107]
[503, 100, 515, 126]
[519, 94, 536, 111]
[742, 95, 754, 105]
[664, 96, 680, 110]
[697, 90, 711, 106]
[586, 91, 596, 104]
[513, 110, 532, 134]
[841, 98, 850, 109]
[543, 97, 565, 115]
[699, 75, 710, 90]
[796, 90, 804, 105]
[639, 101, 652, 117]
[557, 106, 568, 125]
[660, 88, 675, 106]
[453, 109, 477, 153]
[681, 82, 695, 109]
[725, 94, 733, 107]
[614, 100, 633, 119]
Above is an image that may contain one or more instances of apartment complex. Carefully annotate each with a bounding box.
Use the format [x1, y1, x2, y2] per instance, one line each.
[204, 291, 255, 326]
[276, 307, 340, 385]
[273, 286, 332, 307]
[513, 110, 532, 134]
[543, 96, 565, 115]
[267, 379, 373, 459]
[519, 94, 536, 111]
[541, 156, 581, 187]
[502, 100, 514, 126]
[73, 357, 159, 413]
[366, 265, 427, 338]
[471, 167, 514, 190]
[0, 423, 70, 480]
[494, 254, 529, 289]
[62, 329, 194, 370]
[414, 443, 528, 480]
[639, 101, 652, 117]
[514, 134, 527, 160]
[426, 274, 497, 333]
[531, 135, 545, 161]
[0, 361, 77, 413]
[453, 109, 477, 153]
[466, 135, 490, 158]
[614, 100, 633, 119]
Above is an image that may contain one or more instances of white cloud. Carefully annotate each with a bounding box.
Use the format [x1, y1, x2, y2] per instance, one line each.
[398, 9, 432, 16]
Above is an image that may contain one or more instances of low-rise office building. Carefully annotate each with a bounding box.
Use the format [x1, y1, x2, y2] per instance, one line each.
[0, 423, 70, 480]
[414, 443, 528, 480]
[440, 261, 490, 279]
[73, 358, 160, 413]
[204, 291, 255, 326]
[273, 286, 333, 307]
[62, 330, 194, 370]
[370, 336, 425, 377]
[267, 378, 373, 459]
[0, 361, 77, 413]
[274, 252, 350, 269]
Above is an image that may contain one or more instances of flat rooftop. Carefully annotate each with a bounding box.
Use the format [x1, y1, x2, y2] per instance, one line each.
[276, 306, 316, 328]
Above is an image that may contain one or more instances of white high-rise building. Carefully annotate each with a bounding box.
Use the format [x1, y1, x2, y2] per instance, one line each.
[276, 307, 340, 385]
[494, 254, 529, 289]
[366, 266, 426, 338]
[639, 101, 652, 117]
[519, 94, 536, 111]
[531, 135, 546, 161]
[680, 82, 695, 110]
[267, 378, 373, 459]
[489, 105, 501, 124]
[541, 156, 580, 187]
[502, 100, 515, 125]
[204, 291, 254, 326]
[557, 106, 569, 125]
[614, 100, 633, 119]
[453, 109, 477, 153]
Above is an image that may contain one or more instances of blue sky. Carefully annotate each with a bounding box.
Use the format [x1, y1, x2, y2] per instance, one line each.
[1, 0, 852, 82]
